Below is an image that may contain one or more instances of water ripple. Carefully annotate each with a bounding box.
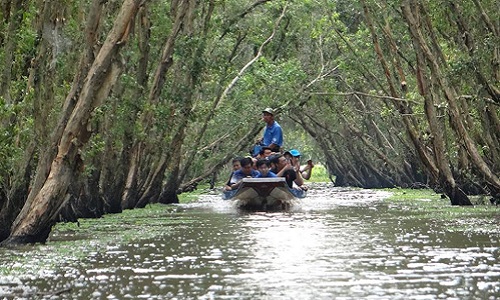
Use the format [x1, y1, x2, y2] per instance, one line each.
[0, 188, 498, 299]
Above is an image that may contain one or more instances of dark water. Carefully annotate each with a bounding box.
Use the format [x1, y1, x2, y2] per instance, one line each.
[1, 187, 499, 299]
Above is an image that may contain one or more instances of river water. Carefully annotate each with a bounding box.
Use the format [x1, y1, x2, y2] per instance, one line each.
[1, 186, 499, 299]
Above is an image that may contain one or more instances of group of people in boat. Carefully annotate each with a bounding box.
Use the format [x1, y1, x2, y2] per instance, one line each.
[224, 107, 314, 195]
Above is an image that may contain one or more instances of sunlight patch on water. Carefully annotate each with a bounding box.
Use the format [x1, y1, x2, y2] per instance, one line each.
[194, 185, 393, 214]
[0, 187, 498, 299]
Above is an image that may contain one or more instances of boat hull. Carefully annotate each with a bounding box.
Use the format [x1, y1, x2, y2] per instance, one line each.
[223, 178, 305, 211]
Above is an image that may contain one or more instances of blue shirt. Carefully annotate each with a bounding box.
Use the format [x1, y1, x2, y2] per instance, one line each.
[233, 169, 260, 180]
[256, 171, 277, 178]
[226, 172, 239, 185]
[263, 121, 283, 148]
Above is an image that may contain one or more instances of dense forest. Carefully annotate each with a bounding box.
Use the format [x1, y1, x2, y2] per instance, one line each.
[0, 0, 498, 245]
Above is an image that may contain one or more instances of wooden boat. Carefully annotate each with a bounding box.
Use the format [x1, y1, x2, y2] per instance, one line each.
[223, 177, 306, 211]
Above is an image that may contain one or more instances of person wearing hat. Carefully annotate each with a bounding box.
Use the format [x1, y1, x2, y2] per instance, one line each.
[284, 149, 314, 180]
[260, 108, 283, 153]
[269, 153, 307, 192]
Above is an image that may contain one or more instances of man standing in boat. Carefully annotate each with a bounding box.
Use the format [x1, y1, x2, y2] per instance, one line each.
[260, 108, 283, 153]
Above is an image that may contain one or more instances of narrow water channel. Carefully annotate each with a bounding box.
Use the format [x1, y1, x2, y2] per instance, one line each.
[1, 186, 499, 299]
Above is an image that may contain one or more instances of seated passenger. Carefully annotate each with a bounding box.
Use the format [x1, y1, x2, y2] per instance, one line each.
[284, 149, 314, 180]
[228, 157, 260, 190]
[255, 159, 277, 178]
[224, 157, 242, 191]
[301, 159, 314, 180]
[270, 153, 308, 191]
[255, 146, 273, 160]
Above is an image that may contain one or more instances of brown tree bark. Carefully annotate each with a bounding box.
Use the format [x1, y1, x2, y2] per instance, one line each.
[0, 0, 80, 241]
[448, 2, 500, 104]
[136, 0, 200, 207]
[22, 0, 108, 225]
[121, 0, 189, 208]
[1, 0, 142, 246]
[361, 0, 440, 184]
[402, 1, 500, 194]
[92, 4, 150, 213]
[400, 1, 473, 205]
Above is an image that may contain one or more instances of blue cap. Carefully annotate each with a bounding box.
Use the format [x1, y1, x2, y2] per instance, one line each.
[286, 149, 301, 157]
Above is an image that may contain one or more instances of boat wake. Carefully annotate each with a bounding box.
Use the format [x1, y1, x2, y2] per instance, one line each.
[186, 183, 392, 213]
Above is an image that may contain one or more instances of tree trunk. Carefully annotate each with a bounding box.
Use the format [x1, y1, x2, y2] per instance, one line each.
[58, 168, 104, 221]
[1, 0, 141, 246]
[361, 0, 441, 185]
[482, 104, 500, 167]
[118, 5, 151, 209]
[20, 0, 108, 231]
[158, 168, 181, 204]
[121, 0, 188, 208]
[135, 154, 169, 208]
[158, 119, 191, 205]
[401, 1, 474, 205]
[0, 143, 35, 241]
[0, 0, 23, 104]
[121, 143, 141, 209]
[402, 1, 500, 192]
[0, 0, 83, 241]
[448, 2, 500, 104]
[78, 2, 154, 212]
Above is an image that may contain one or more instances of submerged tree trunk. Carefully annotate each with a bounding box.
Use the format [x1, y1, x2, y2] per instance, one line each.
[0, 143, 35, 241]
[1, 0, 142, 245]
[0, 0, 79, 241]
[362, 0, 440, 186]
[402, 1, 500, 198]
[121, 0, 189, 209]
[399, 3, 471, 206]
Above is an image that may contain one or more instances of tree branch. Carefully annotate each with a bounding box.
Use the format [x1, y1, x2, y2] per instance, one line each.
[219, 4, 288, 103]
[309, 91, 421, 105]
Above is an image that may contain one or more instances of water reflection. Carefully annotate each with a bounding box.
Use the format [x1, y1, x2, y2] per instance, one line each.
[0, 187, 499, 299]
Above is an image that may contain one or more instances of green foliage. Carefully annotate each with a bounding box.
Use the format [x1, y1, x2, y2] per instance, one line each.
[0, 95, 34, 184]
[1, 0, 498, 223]
[304, 164, 330, 183]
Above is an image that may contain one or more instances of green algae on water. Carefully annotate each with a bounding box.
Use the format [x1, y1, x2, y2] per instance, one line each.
[383, 188, 500, 235]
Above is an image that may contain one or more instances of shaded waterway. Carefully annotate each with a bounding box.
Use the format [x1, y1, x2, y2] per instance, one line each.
[1, 186, 499, 299]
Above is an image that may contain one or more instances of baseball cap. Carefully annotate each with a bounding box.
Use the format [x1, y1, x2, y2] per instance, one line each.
[262, 108, 275, 115]
[285, 149, 301, 157]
